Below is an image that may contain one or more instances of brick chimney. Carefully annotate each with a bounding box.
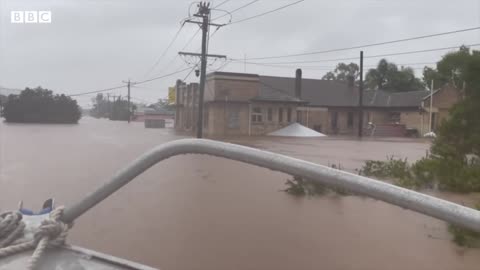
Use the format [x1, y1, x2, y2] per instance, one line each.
[295, 68, 302, 99]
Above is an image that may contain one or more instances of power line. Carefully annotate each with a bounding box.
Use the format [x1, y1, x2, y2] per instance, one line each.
[241, 26, 480, 60]
[182, 63, 199, 81]
[232, 43, 480, 64]
[135, 66, 194, 85]
[69, 66, 191, 97]
[229, 0, 304, 25]
[217, 59, 232, 71]
[213, 0, 260, 21]
[68, 85, 126, 97]
[162, 27, 202, 70]
[142, 23, 185, 78]
[232, 60, 437, 70]
[184, 27, 202, 50]
[213, 0, 232, 9]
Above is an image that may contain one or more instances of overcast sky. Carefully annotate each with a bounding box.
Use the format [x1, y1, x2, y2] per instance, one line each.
[1, 0, 479, 107]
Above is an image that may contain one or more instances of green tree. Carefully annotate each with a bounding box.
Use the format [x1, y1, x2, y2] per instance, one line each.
[322, 62, 360, 81]
[1, 87, 81, 123]
[109, 98, 131, 121]
[422, 45, 475, 88]
[426, 46, 480, 191]
[90, 93, 111, 118]
[90, 94, 135, 121]
[365, 59, 425, 92]
[422, 66, 447, 87]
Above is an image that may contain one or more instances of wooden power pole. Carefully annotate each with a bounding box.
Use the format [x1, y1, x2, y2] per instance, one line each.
[181, 2, 226, 138]
[358, 51, 364, 138]
[122, 79, 135, 123]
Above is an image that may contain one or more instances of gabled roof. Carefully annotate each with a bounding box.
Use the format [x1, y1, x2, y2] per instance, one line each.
[254, 76, 305, 103]
[256, 75, 429, 108]
[364, 89, 429, 108]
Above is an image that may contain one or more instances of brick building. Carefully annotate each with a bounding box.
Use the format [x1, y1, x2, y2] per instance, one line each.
[174, 70, 462, 137]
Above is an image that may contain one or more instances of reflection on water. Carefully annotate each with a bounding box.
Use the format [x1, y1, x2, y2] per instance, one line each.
[1, 117, 479, 270]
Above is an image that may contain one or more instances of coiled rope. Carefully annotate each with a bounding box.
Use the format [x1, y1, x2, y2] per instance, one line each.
[0, 207, 71, 269]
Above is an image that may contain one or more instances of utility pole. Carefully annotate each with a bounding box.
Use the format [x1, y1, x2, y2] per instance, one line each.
[429, 80, 434, 132]
[244, 53, 247, 72]
[127, 80, 131, 123]
[122, 79, 136, 123]
[181, 1, 226, 138]
[358, 51, 364, 138]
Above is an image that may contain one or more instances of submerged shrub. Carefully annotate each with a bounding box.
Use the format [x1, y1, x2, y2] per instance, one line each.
[448, 204, 480, 248]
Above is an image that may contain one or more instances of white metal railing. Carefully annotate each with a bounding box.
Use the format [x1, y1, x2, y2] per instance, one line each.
[61, 139, 480, 232]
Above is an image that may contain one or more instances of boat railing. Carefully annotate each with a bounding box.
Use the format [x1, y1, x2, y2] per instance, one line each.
[61, 139, 480, 232]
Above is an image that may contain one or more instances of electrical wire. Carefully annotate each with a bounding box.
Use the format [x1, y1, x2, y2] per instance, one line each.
[163, 27, 202, 71]
[213, 0, 232, 9]
[68, 85, 126, 97]
[213, 0, 259, 21]
[135, 66, 194, 85]
[142, 23, 185, 78]
[210, 8, 233, 23]
[231, 43, 480, 64]
[229, 0, 304, 25]
[182, 66, 197, 81]
[241, 26, 480, 60]
[69, 66, 192, 97]
[231, 60, 437, 70]
[216, 59, 232, 71]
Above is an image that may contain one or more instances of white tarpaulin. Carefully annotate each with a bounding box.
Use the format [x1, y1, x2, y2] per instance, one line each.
[268, 123, 326, 137]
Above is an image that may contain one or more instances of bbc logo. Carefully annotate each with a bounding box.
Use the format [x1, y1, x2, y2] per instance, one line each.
[11, 11, 52, 24]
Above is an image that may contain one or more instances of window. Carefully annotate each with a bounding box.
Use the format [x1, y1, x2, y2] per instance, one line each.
[297, 110, 302, 123]
[347, 112, 354, 128]
[278, 108, 283, 122]
[251, 107, 263, 123]
[267, 108, 273, 121]
[287, 108, 292, 122]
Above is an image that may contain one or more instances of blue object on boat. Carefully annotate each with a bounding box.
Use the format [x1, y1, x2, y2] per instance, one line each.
[19, 207, 52, 216]
[18, 198, 54, 215]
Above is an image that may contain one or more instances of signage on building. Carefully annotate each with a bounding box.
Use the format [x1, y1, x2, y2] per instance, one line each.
[168, 87, 176, 104]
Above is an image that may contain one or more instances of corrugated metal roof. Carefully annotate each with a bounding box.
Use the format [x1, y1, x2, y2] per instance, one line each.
[256, 75, 429, 108]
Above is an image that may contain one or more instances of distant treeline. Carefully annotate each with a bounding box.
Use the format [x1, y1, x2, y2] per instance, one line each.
[89, 93, 135, 121]
[1, 87, 81, 124]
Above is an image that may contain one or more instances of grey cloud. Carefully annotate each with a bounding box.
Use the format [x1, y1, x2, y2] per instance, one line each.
[1, 0, 479, 107]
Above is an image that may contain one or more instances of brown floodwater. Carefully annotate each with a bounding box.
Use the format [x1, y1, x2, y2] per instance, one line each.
[1, 117, 479, 270]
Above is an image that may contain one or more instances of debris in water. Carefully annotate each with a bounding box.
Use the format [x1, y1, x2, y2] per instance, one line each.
[423, 131, 436, 138]
[268, 123, 326, 137]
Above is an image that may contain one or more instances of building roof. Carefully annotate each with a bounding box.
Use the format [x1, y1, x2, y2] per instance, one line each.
[207, 71, 259, 78]
[256, 75, 429, 108]
[254, 76, 305, 103]
[363, 89, 429, 108]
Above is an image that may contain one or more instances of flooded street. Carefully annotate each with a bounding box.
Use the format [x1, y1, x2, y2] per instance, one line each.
[1, 117, 479, 270]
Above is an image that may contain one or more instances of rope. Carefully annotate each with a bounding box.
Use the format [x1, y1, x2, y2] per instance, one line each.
[0, 207, 71, 269]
